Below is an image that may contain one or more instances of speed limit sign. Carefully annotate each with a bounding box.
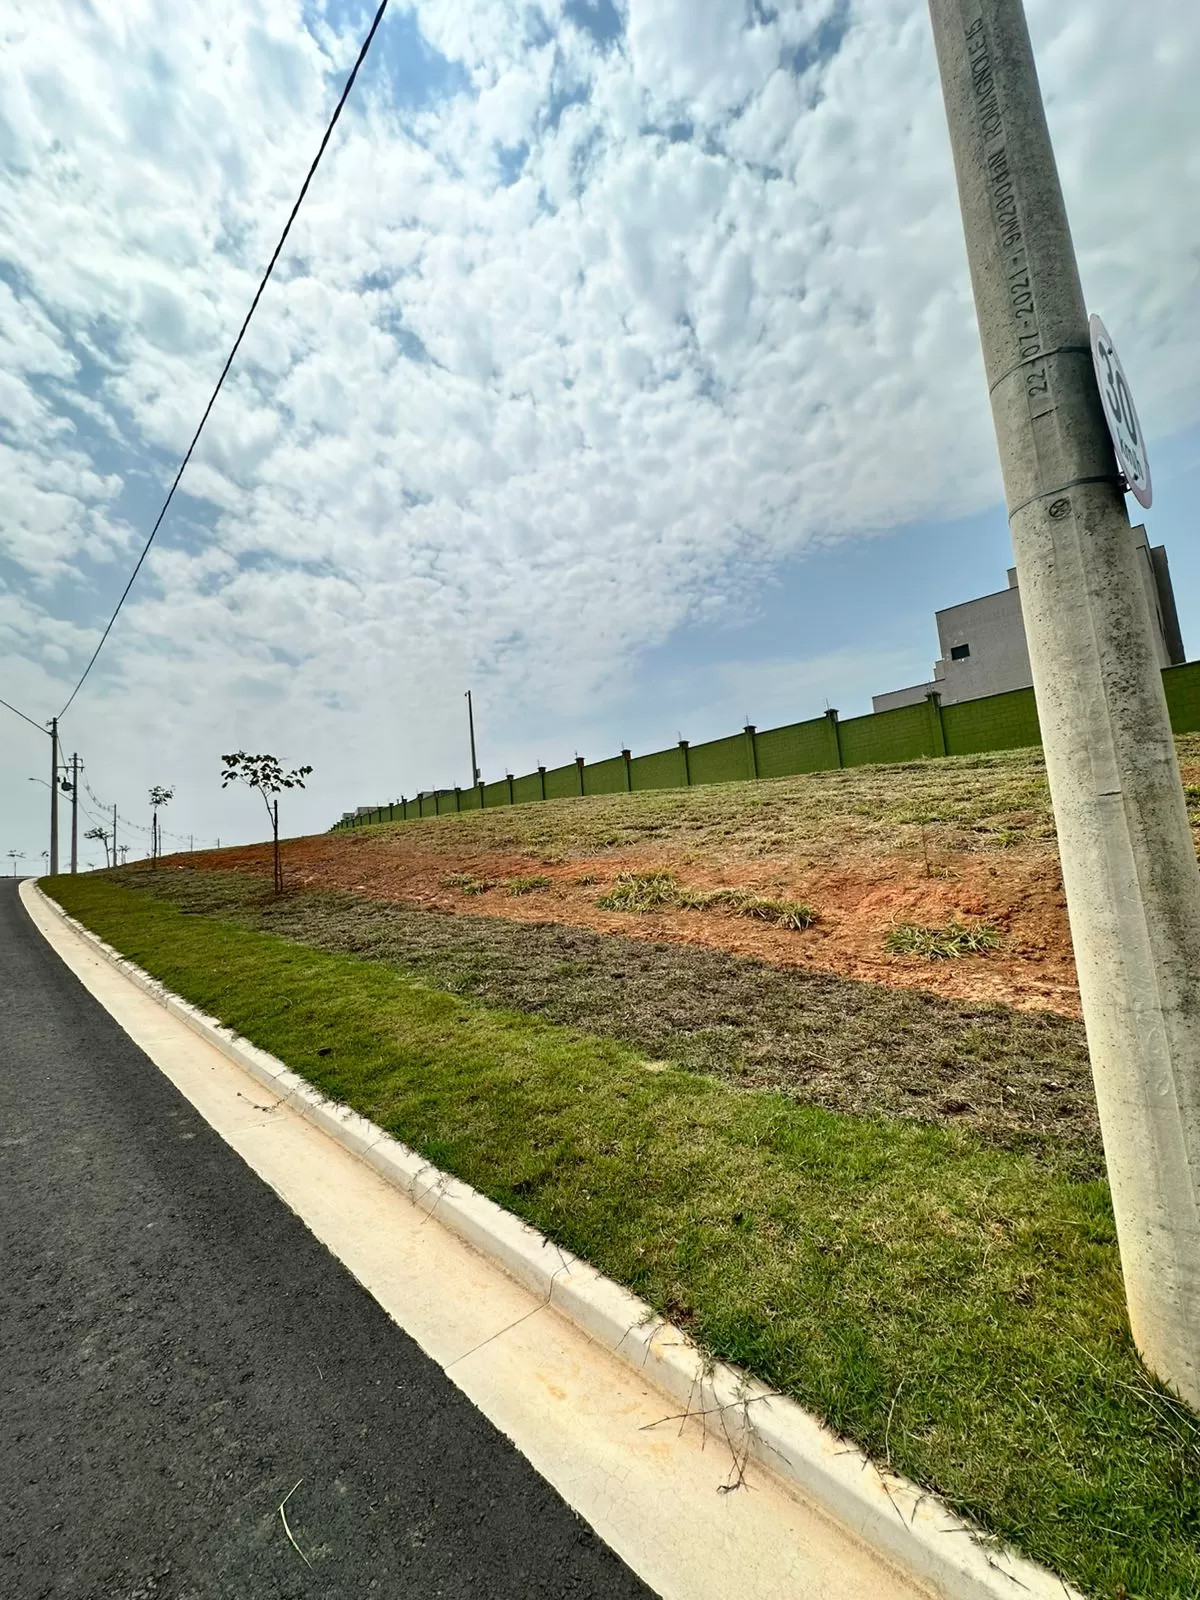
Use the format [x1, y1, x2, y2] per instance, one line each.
[1089, 314, 1152, 508]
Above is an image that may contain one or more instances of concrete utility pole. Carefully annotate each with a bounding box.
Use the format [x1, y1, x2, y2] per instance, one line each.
[48, 716, 59, 875]
[465, 690, 481, 786]
[69, 753, 79, 874]
[927, 0, 1200, 1406]
[112, 804, 117, 868]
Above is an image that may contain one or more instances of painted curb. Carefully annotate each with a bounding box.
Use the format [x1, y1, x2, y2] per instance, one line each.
[29, 882, 1082, 1600]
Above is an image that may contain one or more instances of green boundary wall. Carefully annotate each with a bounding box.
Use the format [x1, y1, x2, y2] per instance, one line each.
[334, 661, 1200, 830]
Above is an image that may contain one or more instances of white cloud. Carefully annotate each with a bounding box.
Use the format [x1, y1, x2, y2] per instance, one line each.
[1, 0, 1198, 861]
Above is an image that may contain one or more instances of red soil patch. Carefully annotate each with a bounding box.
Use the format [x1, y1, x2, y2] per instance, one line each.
[180, 829, 1081, 1018]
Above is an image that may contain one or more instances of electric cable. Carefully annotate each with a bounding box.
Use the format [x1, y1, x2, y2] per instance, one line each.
[0, 695, 48, 736]
[58, 0, 391, 721]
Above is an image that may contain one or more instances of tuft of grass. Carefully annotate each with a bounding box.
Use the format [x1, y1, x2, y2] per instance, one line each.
[441, 873, 494, 895]
[504, 875, 551, 897]
[599, 872, 817, 931]
[704, 890, 818, 930]
[45, 873, 1200, 1600]
[887, 922, 1003, 960]
[597, 870, 682, 911]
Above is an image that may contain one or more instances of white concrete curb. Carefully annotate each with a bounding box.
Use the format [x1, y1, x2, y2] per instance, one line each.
[31, 882, 1081, 1600]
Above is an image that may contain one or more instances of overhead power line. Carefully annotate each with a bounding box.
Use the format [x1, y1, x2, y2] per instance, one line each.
[0, 694, 48, 737]
[58, 0, 391, 722]
[82, 774, 216, 848]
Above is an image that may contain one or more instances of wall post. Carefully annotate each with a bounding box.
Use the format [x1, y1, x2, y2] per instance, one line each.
[679, 739, 691, 786]
[824, 709, 843, 769]
[455, 787, 462, 812]
[622, 749, 632, 792]
[538, 765, 547, 801]
[925, 691, 948, 758]
[744, 723, 759, 779]
[506, 772, 515, 806]
[575, 755, 586, 796]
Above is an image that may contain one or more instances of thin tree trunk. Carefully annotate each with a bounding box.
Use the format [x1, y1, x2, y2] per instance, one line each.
[274, 799, 281, 894]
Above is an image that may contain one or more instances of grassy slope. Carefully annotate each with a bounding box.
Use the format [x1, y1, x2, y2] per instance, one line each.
[337, 746, 1064, 861]
[110, 866, 1100, 1177]
[326, 735, 1200, 865]
[47, 874, 1200, 1600]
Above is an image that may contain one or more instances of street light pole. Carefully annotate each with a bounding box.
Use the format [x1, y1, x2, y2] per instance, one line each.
[48, 716, 59, 875]
[927, 0, 1200, 1407]
[465, 690, 481, 787]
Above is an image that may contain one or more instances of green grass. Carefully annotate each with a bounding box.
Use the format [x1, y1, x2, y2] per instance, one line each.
[597, 869, 687, 910]
[598, 869, 817, 929]
[307, 738, 1200, 888]
[441, 873, 494, 895]
[325, 744, 1078, 864]
[102, 867, 1103, 1178]
[504, 874, 551, 896]
[442, 872, 552, 897]
[49, 876, 1200, 1596]
[886, 922, 1004, 960]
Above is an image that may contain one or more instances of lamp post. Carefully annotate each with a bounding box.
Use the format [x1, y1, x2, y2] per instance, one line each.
[465, 690, 481, 787]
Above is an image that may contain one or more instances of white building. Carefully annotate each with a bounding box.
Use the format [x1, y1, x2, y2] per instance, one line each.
[873, 525, 1185, 712]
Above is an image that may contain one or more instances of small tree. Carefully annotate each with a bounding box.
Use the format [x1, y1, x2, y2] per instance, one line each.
[148, 785, 174, 868]
[85, 825, 110, 869]
[220, 752, 312, 894]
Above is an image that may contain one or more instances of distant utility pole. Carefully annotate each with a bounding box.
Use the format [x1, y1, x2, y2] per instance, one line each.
[928, 0, 1200, 1407]
[1, 698, 59, 871]
[69, 753, 80, 875]
[465, 690, 481, 786]
[112, 804, 117, 867]
[48, 716, 59, 875]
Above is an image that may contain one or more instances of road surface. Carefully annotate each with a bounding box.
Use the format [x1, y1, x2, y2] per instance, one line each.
[0, 879, 656, 1600]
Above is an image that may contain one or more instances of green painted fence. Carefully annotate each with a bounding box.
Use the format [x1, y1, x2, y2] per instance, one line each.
[688, 732, 752, 786]
[334, 660, 1200, 830]
[585, 755, 629, 795]
[510, 772, 540, 806]
[545, 762, 581, 800]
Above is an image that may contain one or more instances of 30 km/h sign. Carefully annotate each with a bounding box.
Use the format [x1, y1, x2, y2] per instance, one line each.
[1089, 314, 1152, 509]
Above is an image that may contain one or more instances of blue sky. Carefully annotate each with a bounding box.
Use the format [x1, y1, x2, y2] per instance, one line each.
[2, 0, 1199, 863]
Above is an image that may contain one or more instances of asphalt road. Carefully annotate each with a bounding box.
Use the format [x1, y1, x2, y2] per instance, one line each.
[0, 879, 656, 1600]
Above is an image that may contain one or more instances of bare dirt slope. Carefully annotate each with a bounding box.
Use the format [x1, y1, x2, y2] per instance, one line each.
[179, 738, 1200, 1020]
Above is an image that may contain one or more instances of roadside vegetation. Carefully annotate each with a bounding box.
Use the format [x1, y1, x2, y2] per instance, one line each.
[319, 735, 1200, 868]
[885, 921, 1004, 959]
[46, 873, 1200, 1600]
[338, 746, 1066, 864]
[102, 866, 1098, 1176]
[596, 869, 817, 929]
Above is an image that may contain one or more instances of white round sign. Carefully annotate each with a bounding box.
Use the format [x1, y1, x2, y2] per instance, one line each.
[1089, 314, 1152, 509]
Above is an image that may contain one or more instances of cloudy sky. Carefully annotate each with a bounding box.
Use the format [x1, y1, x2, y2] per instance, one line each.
[2, 0, 1199, 866]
